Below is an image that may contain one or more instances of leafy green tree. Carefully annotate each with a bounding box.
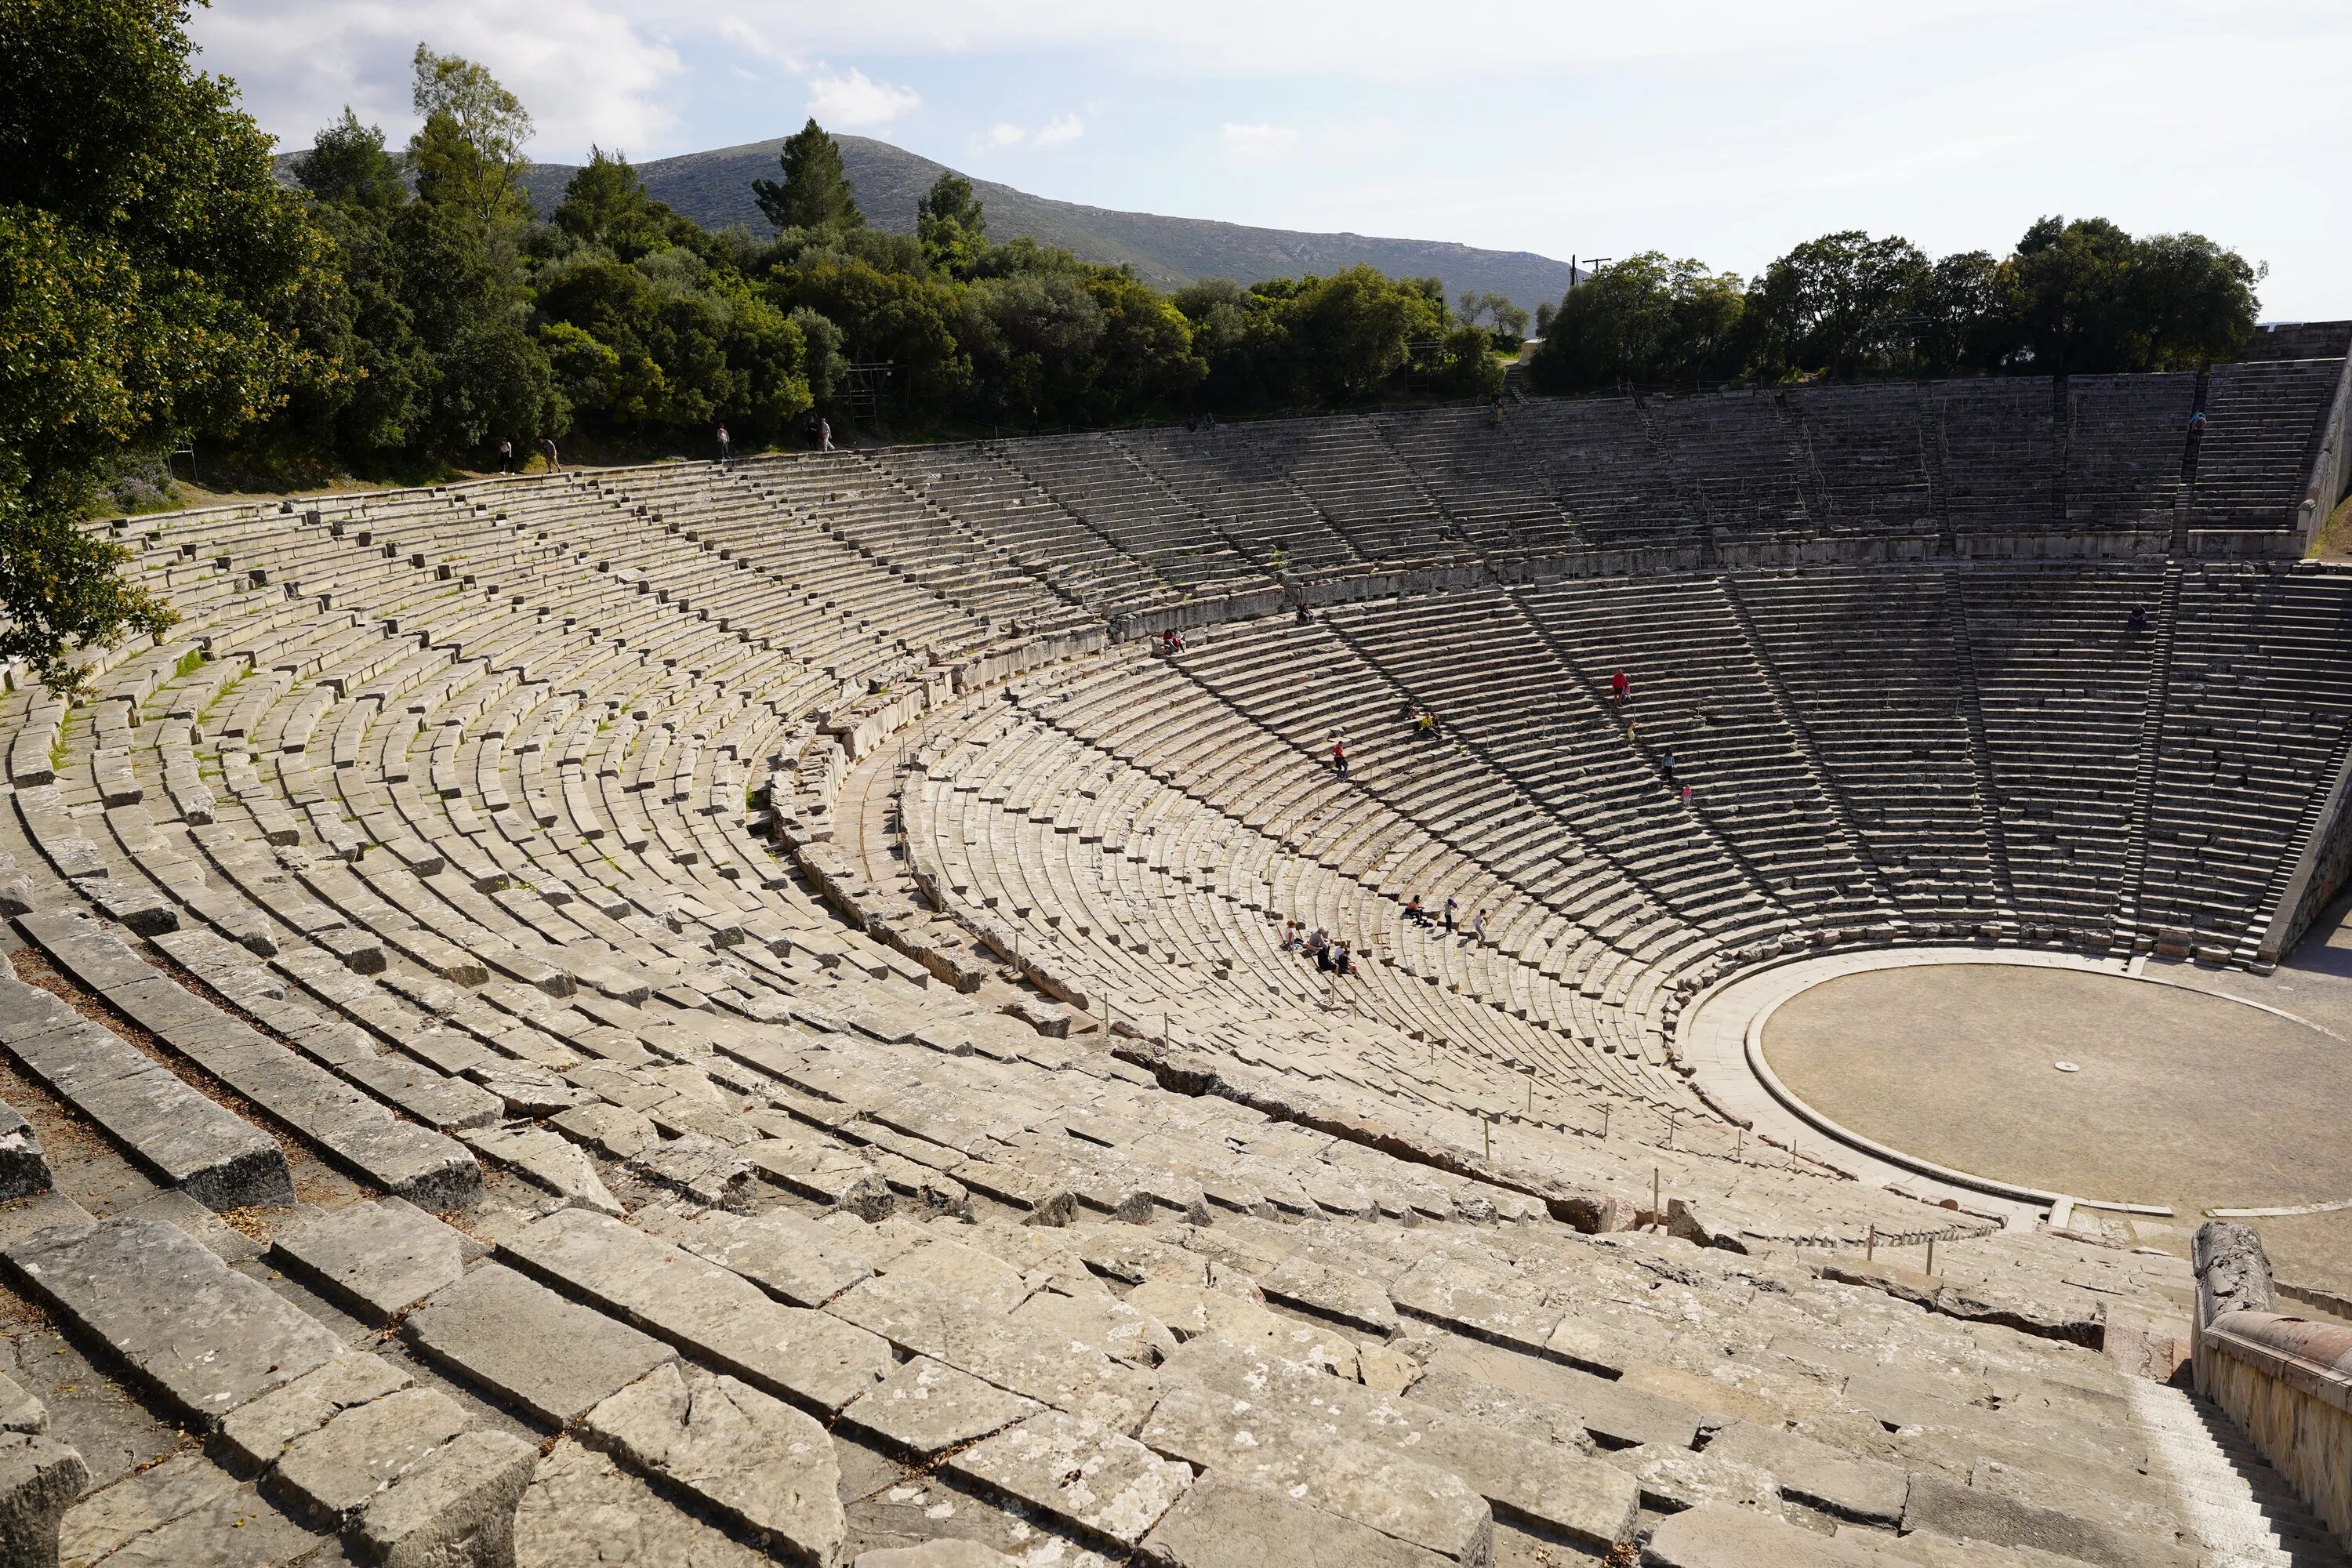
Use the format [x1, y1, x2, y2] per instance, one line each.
[789, 307, 848, 405]
[294, 109, 409, 213]
[1911, 250, 2006, 375]
[754, 119, 865, 236]
[1528, 254, 1744, 393]
[1740, 230, 1930, 381]
[916, 171, 988, 275]
[1278, 266, 1448, 403]
[1, 0, 340, 689]
[392, 198, 563, 451]
[775, 252, 967, 416]
[1431, 325, 1507, 398]
[2002, 217, 2256, 374]
[409, 45, 535, 226]
[1456, 289, 1528, 342]
[553, 147, 670, 258]
[1083, 273, 1205, 418]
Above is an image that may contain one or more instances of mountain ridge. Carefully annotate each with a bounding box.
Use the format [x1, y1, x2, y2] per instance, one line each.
[511, 133, 1579, 309]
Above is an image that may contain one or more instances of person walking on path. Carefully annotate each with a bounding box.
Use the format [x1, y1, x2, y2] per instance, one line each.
[1330, 738, 1348, 779]
[818, 418, 834, 452]
[716, 422, 731, 466]
[1661, 750, 1677, 786]
[498, 438, 513, 474]
[539, 437, 561, 473]
[1443, 895, 1458, 934]
[1610, 669, 1629, 707]
[1471, 909, 1487, 943]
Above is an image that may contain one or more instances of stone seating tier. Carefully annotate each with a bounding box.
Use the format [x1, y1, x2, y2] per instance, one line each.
[0, 376, 2343, 1566]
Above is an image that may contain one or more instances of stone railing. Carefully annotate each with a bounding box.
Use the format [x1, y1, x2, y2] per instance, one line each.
[2193, 1221, 2352, 1544]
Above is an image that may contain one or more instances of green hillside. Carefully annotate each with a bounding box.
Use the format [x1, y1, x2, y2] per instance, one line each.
[517, 133, 1580, 310]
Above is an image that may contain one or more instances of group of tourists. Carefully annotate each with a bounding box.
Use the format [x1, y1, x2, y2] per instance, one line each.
[1282, 921, 1355, 976]
[1404, 894, 1484, 941]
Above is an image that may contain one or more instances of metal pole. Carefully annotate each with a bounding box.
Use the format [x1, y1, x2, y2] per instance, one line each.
[1601, 1105, 1610, 1140]
[1867, 1225, 1875, 1261]
[1652, 1167, 1661, 1227]
[1483, 1116, 1491, 1163]
[1736, 1127, 1744, 1162]
[1926, 1236, 1936, 1276]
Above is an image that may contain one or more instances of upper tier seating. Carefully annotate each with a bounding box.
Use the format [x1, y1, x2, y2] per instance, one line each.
[0, 363, 2347, 1567]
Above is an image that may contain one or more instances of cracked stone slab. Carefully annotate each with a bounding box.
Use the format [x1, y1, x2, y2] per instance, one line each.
[401, 1261, 676, 1427]
[1127, 1279, 1360, 1381]
[499, 1208, 891, 1415]
[944, 1408, 1192, 1551]
[1138, 1469, 1460, 1568]
[459, 1125, 621, 1215]
[514, 1437, 771, 1568]
[215, 1352, 416, 1471]
[355, 1426, 539, 1568]
[267, 1385, 471, 1527]
[1138, 1380, 1492, 1564]
[647, 1205, 875, 1308]
[269, 1198, 472, 1324]
[4, 1219, 341, 1428]
[837, 1355, 1043, 1461]
[1163, 1339, 1635, 1553]
[582, 1362, 845, 1564]
[827, 1273, 1160, 1433]
[626, 1131, 754, 1210]
[1602, 1443, 1783, 1519]
[1704, 1421, 1907, 1525]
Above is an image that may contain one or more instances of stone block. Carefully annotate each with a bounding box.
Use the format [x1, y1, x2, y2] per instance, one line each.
[837, 1355, 1041, 1461]
[581, 1363, 845, 1565]
[5, 1219, 340, 1428]
[945, 1409, 1192, 1550]
[0, 1432, 86, 1568]
[270, 1199, 470, 1325]
[1137, 1470, 1458, 1568]
[354, 1427, 539, 1568]
[401, 1262, 675, 1426]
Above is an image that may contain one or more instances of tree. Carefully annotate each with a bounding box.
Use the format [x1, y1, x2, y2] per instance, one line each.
[1741, 230, 1930, 381]
[1533, 299, 1558, 338]
[916, 171, 988, 275]
[1279, 267, 1449, 403]
[1911, 250, 2005, 375]
[753, 119, 864, 236]
[1527, 254, 1744, 393]
[294, 109, 408, 213]
[408, 45, 535, 226]
[1, 0, 339, 689]
[553, 147, 671, 260]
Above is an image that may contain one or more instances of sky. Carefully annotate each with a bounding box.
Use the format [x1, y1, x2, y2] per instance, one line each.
[191, 0, 2352, 318]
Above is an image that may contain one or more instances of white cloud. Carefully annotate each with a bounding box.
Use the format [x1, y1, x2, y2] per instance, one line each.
[1221, 122, 1299, 158]
[1035, 112, 1083, 146]
[806, 66, 920, 127]
[983, 122, 1026, 147]
[187, 0, 683, 156]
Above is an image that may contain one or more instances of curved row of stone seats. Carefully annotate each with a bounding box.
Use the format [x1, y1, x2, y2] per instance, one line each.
[869, 441, 1181, 614]
[2065, 373, 2197, 530]
[724, 452, 1091, 634]
[1650, 390, 1817, 540]
[1958, 564, 2164, 936]
[1784, 382, 1943, 536]
[2190, 360, 2348, 529]
[2138, 566, 2352, 964]
[0, 477, 2339, 1563]
[1217, 418, 1471, 562]
[1366, 404, 1587, 553]
[884, 674, 2092, 1261]
[1112, 424, 1367, 573]
[2, 979, 2271, 1567]
[992, 433, 1276, 593]
[896, 702, 1690, 1135]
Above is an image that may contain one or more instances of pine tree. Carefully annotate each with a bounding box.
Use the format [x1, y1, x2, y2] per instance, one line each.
[753, 118, 864, 235]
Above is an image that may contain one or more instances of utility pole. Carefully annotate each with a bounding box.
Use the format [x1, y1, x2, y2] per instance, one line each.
[1570, 256, 1614, 289]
